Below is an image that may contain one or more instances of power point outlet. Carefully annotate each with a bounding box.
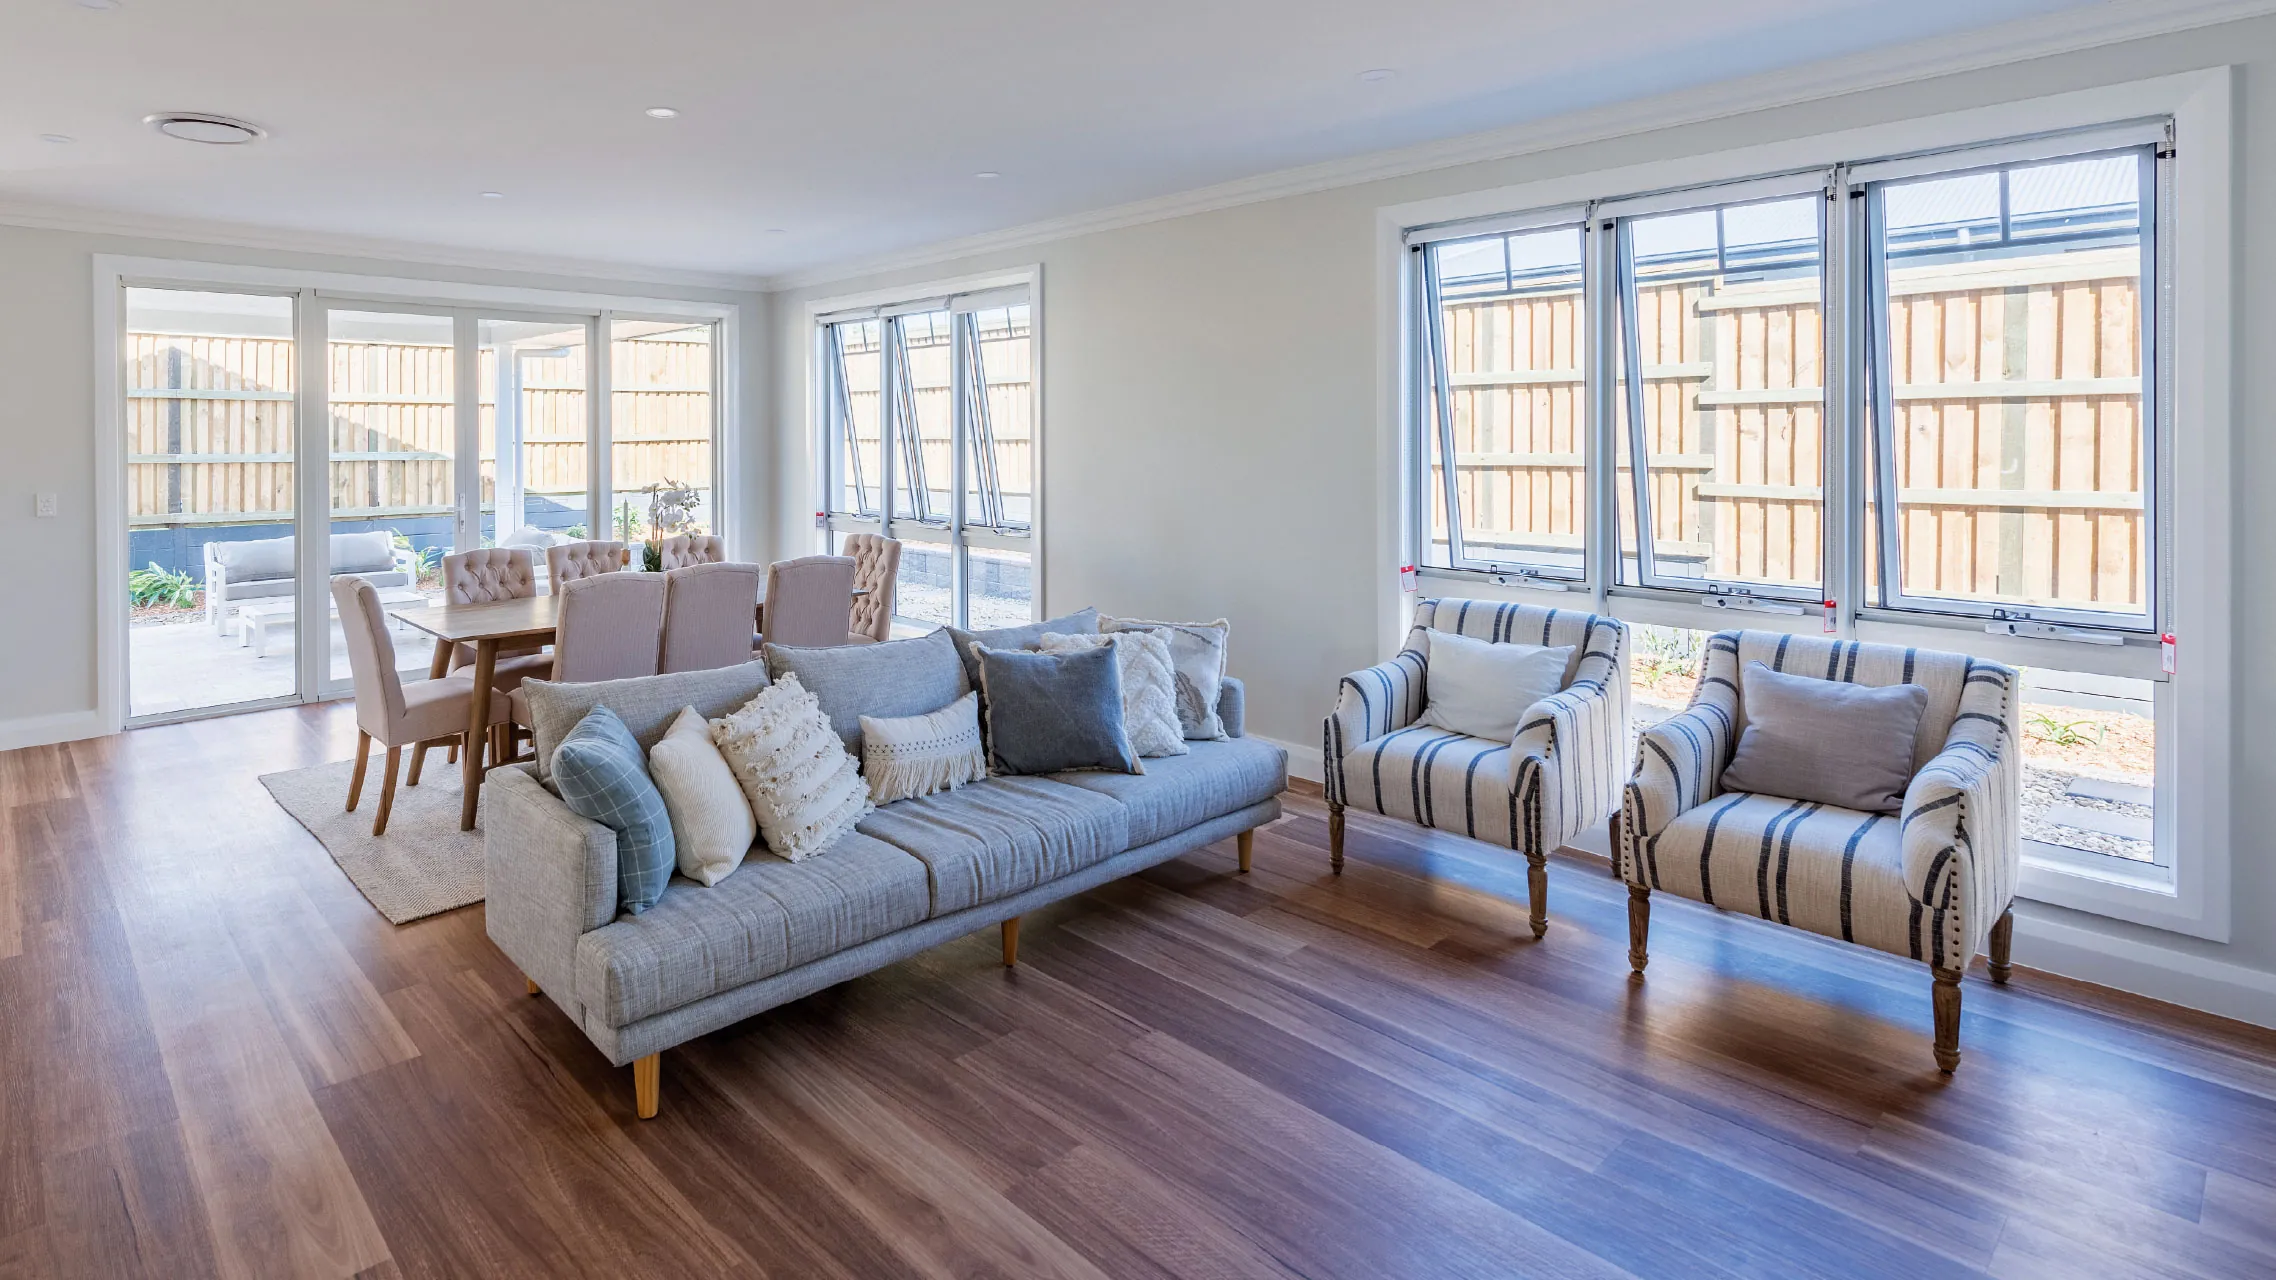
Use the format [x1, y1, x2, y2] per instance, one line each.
[34, 493, 58, 518]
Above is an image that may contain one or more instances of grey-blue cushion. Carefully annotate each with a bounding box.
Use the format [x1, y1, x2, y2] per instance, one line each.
[765, 629, 969, 754]
[856, 777, 1130, 914]
[551, 706, 676, 915]
[972, 642, 1140, 777]
[946, 607, 1099, 690]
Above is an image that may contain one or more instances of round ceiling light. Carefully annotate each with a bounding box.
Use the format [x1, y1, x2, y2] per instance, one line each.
[1357, 67, 1398, 83]
[644, 106, 679, 119]
[39, 133, 74, 145]
[74, 0, 122, 10]
[974, 170, 1001, 180]
[481, 191, 505, 199]
[144, 112, 263, 144]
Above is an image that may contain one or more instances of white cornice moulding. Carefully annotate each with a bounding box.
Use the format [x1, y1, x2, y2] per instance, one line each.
[0, 199, 768, 295]
[773, 0, 2275, 291]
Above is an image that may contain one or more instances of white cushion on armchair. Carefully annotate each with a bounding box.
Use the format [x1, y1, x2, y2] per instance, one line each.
[1416, 628, 1573, 743]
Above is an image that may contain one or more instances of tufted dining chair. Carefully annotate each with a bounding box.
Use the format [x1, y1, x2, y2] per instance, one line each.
[507, 572, 668, 748]
[333, 577, 511, 836]
[659, 562, 765, 673]
[842, 534, 901, 644]
[757, 555, 857, 650]
[659, 533, 725, 572]
[441, 548, 552, 689]
[546, 540, 628, 588]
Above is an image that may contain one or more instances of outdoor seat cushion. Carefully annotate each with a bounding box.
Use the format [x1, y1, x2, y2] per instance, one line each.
[1052, 736, 1286, 846]
[572, 831, 930, 1027]
[856, 776, 1129, 915]
[208, 535, 295, 582]
[1340, 726, 1521, 848]
[1636, 791, 1944, 964]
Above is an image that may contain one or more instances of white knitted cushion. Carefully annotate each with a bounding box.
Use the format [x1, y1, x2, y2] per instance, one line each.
[859, 691, 988, 804]
[646, 706, 757, 886]
[1040, 630, 1188, 758]
[710, 673, 872, 862]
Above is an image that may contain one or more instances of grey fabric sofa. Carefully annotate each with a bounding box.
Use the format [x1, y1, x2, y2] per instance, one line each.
[202, 529, 414, 632]
[484, 664, 1284, 1118]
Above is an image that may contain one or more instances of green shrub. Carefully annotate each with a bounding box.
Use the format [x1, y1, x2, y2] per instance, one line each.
[128, 562, 200, 609]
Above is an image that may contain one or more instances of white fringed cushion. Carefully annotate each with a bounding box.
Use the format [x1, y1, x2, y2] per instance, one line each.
[710, 673, 873, 862]
[859, 692, 988, 805]
[1040, 631, 1188, 758]
[646, 706, 757, 887]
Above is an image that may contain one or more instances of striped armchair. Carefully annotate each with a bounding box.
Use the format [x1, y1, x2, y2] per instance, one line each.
[1323, 599, 1630, 939]
[1617, 630, 2020, 1073]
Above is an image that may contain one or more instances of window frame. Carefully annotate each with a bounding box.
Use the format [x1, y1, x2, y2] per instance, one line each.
[1383, 70, 2231, 942]
[811, 270, 1042, 629]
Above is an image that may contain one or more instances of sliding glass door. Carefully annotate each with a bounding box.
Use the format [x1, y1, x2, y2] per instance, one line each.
[480, 315, 595, 544]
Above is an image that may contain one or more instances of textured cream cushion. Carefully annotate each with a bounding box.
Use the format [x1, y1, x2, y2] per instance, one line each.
[645, 706, 757, 887]
[1100, 616, 1230, 740]
[859, 691, 988, 805]
[1040, 631, 1188, 759]
[710, 673, 873, 862]
[1417, 629, 1573, 743]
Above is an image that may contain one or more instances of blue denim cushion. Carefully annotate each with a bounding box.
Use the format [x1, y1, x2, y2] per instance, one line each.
[551, 705, 677, 915]
[947, 607, 1100, 691]
[972, 642, 1141, 777]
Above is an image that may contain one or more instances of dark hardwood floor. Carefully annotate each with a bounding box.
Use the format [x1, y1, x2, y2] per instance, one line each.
[6, 702, 2276, 1278]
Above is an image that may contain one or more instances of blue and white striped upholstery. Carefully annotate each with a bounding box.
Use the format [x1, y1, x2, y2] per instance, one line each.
[1620, 630, 2019, 969]
[1325, 599, 1631, 859]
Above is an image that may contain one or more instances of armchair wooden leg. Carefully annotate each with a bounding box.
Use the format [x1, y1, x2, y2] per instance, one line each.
[633, 1054, 660, 1120]
[1001, 917, 1020, 967]
[1608, 812, 1625, 879]
[1525, 852, 1549, 940]
[372, 745, 401, 837]
[1933, 967, 1964, 1074]
[407, 739, 430, 787]
[1328, 802, 1345, 874]
[1237, 830, 1254, 874]
[1988, 907, 2015, 985]
[346, 731, 372, 812]
[1627, 886, 1651, 974]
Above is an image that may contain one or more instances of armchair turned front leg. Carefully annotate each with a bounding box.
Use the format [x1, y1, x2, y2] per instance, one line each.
[1525, 853, 1548, 940]
[1328, 802, 1345, 874]
[1932, 968, 1963, 1074]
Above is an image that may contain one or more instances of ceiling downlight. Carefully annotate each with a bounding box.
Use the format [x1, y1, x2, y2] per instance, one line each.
[144, 113, 264, 145]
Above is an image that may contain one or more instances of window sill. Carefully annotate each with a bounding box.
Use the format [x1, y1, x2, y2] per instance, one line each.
[2017, 845, 2225, 943]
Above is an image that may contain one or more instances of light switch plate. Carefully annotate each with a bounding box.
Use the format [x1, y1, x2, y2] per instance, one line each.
[34, 492, 57, 518]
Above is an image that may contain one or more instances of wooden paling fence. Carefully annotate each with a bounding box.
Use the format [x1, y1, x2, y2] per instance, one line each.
[127, 334, 714, 526]
[1434, 248, 2145, 611]
[836, 329, 1035, 521]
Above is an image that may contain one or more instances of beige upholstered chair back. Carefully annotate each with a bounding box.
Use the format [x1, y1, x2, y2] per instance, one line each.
[547, 540, 626, 588]
[761, 555, 857, 649]
[843, 534, 900, 643]
[659, 562, 764, 673]
[332, 577, 407, 739]
[660, 534, 726, 572]
[443, 547, 535, 604]
[552, 572, 667, 683]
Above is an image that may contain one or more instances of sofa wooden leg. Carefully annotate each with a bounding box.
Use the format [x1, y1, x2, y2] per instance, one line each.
[524, 975, 539, 997]
[633, 1054, 660, 1120]
[372, 745, 401, 837]
[1525, 852, 1549, 940]
[1328, 802, 1345, 874]
[346, 731, 372, 812]
[1001, 917, 1020, 967]
[1608, 812, 1625, 879]
[1627, 886, 1651, 974]
[1237, 829, 1254, 874]
[1988, 907, 2015, 985]
[1933, 967, 1964, 1074]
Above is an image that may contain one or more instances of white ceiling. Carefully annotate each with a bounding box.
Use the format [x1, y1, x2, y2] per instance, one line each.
[0, 0, 2152, 284]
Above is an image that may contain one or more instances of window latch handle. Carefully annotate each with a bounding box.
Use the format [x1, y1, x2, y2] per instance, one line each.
[1986, 620, 2122, 646]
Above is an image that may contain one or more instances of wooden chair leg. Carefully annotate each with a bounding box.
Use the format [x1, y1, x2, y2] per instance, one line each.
[372, 744, 402, 837]
[1328, 802, 1345, 874]
[447, 738, 459, 765]
[1237, 830, 1254, 874]
[1988, 907, 2015, 985]
[1525, 852, 1548, 940]
[633, 1054, 660, 1120]
[346, 731, 372, 812]
[1608, 812, 1625, 879]
[1627, 885, 1651, 974]
[1001, 917, 1020, 967]
[407, 740, 430, 787]
[1933, 967, 1964, 1074]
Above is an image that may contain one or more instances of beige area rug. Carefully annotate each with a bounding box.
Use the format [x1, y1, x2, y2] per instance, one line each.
[260, 756, 488, 924]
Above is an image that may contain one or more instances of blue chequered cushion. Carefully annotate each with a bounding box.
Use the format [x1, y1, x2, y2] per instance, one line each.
[552, 705, 677, 915]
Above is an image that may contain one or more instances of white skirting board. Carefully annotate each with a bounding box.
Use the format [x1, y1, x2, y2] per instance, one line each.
[0, 709, 106, 753]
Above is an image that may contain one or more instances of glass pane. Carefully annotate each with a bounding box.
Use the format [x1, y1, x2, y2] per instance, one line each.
[1626, 196, 1825, 592]
[830, 320, 882, 517]
[610, 321, 713, 549]
[326, 310, 455, 685]
[1875, 151, 2148, 619]
[893, 538, 953, 629]
[125, 288, 299, 717]
[1627, 624, 1715, 726]
[1429, 225, 1586, 574]
[479, 317, 589, 544]
[961, 305, 1033, 530]
[889, 310, 954, 524]
[2019, 668, 2158, 866]
[966, 546, 1034, 630]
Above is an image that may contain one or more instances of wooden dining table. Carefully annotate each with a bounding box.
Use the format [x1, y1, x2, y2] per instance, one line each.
[390, 582, 871, 830]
